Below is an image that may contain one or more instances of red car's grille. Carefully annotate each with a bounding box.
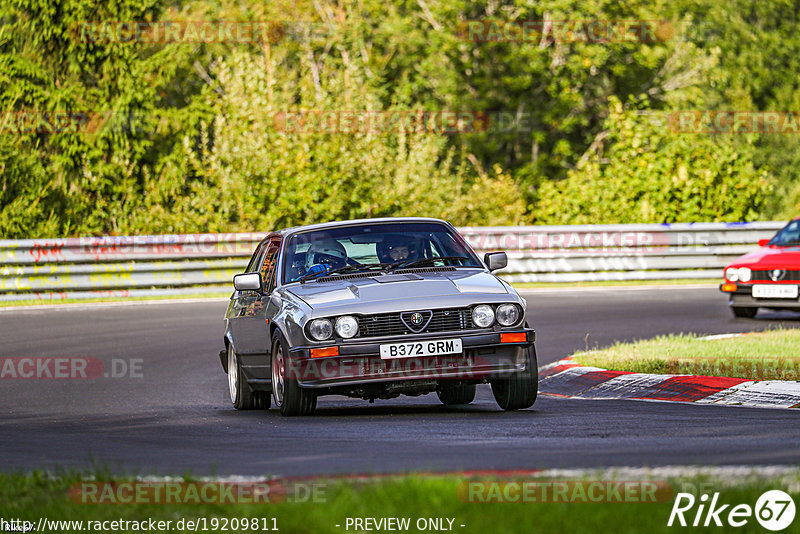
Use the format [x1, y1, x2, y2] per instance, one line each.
[750, 270, 800, 282]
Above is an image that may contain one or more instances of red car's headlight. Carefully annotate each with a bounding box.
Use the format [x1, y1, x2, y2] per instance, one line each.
[725, 267, 751, 282]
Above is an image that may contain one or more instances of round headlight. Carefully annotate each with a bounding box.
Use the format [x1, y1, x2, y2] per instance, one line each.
[496, 304, 520, 326]
[737, 267, 752, 282]
[725, 267, 739, 282]
[335, 315, 359, 339]
[472, 305, 495, 328]
[308, 318, 333, 341]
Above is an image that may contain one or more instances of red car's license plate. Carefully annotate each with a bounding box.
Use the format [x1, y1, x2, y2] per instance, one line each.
[752, 285, 799, 299]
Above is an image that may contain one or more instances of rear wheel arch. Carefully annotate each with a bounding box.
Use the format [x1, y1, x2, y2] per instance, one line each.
[228, 343, 270, 410]
[221, 336, 231, 374]
[223, 328, 239, 355]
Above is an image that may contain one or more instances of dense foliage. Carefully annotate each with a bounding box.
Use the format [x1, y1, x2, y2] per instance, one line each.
[1, 0, 798, 237]
[536, 98, 773, 223]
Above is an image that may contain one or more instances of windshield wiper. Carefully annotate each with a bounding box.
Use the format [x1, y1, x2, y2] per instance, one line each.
[299, 256, 472, 282]
[299, 263, 394, 283]
[390, 256, 471, 271]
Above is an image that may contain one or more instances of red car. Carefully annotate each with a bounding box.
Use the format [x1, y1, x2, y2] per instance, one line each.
[720, 217, 800, 317]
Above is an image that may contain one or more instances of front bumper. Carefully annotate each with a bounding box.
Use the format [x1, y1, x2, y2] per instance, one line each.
[720, 283, 800, 309]
[287, 329, 535, 388]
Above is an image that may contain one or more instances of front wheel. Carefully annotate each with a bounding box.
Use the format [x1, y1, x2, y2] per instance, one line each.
[491, 345, 538, 411]
[732, 306, 758, 318]
[228, 344, 270, 410]
[271, 332, 317, 416]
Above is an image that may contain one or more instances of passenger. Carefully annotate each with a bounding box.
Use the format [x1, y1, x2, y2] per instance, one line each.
[378, 235, 417, 264]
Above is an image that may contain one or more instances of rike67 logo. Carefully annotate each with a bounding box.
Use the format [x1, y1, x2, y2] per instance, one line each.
[668, 490, 796, 531]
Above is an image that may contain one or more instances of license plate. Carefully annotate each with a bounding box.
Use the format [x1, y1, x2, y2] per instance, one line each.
[380, 338, 463, 359]
[752, 284, 799, 299]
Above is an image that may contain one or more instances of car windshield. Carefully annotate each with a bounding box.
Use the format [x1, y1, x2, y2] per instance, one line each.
[769, 220, 800, 246]
[282, 222, 481, 283]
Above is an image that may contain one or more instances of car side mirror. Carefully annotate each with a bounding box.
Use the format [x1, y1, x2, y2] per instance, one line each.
[233, 272, 262, 292]
[758, 238, 770, 247]
[484, 251, 508, 272]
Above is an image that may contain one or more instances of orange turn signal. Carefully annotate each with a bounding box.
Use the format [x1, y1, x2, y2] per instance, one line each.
[310, 346, 339, 358]
[500, 332, 527, 343]
[721, 283, 737, 292]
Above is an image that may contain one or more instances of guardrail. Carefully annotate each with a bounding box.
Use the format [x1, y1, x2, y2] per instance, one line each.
[459, 221, 785, 283]
[0, 222, 786, 301]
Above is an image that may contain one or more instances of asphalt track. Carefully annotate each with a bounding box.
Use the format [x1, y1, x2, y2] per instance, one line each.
[1, 286, 799, 476]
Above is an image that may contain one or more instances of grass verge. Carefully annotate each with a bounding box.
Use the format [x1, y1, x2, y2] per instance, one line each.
[570, 329, 800, 380]
[1, 470, 798, 533]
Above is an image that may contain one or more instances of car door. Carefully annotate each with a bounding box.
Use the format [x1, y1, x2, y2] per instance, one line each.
[228, 238, 281, 355]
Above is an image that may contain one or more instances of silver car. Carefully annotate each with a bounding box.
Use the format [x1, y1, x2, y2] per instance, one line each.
[220, 217, 537, 416]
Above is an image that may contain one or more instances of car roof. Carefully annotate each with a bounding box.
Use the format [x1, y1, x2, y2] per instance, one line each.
[262, 217, 451, 240]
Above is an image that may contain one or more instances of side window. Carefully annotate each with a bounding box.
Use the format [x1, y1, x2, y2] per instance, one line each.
[244, 243, 266, 274]
[259, 239, 281, 293]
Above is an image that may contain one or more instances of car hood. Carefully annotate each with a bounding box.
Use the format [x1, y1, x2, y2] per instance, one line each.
[731, 246, 800, 269]
[286, 270, 508, 309]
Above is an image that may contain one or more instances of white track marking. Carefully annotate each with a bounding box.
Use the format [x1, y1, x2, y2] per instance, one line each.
[699, 381, 800, 408]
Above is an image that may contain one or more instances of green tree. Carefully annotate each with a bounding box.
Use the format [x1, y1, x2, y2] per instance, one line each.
[536, 97, 773, 223]
[183, 36, 526, 230]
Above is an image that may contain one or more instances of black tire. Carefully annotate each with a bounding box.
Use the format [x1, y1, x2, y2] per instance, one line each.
[491, 345, 538, 411]
[437, 383, 476, 405]
[227, 344, 270, 410]
[732, 307, 758, 318]
[271, 332, 317, 416]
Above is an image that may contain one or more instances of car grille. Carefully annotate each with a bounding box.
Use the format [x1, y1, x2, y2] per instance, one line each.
[750, 270, 800, 282]
[357, 308, 475, 338]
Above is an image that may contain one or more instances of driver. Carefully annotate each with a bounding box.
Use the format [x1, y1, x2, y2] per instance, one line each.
[304, 238, 347, 274]
[378, 235, 417, 264]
